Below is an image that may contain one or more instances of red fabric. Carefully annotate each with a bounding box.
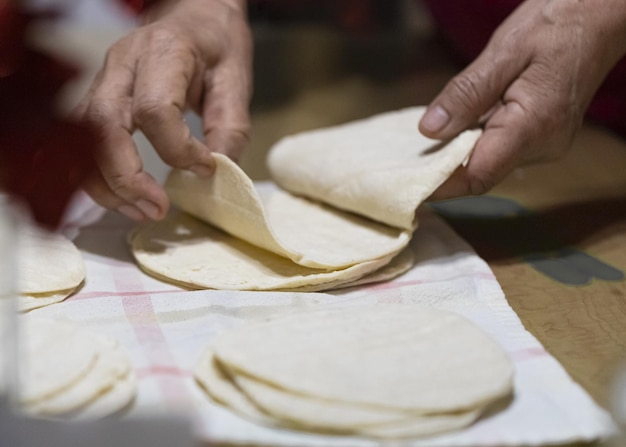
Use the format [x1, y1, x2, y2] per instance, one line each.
[116, 0, 161, 15]
[421, 0, 626, 139]
[0, 3, 98, 228]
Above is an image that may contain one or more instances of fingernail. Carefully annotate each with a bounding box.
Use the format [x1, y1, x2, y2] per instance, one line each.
[135, 199, 161, 220]
[118, 204, 145, 221]
[421, 105, 450, 134]
[189, 164, 214, 177]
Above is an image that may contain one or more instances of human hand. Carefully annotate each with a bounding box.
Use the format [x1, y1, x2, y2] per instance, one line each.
[419, 0, 626, 200]
[77, 0, 252, 220]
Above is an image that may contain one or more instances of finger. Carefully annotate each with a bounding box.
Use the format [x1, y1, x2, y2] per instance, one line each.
[132, 34, 215, 176]
[74, 67, 137, 216]
[419, 41, 529, 141]
[428, 101, 532, 200]
[202, 37, 252, 162]
[97, 120, 169, 218]
[83, 45, 169, 220]
[82, 169, 147, 221]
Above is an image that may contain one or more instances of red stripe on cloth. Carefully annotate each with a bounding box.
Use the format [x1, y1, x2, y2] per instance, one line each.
[112, 272, 194, 407]
[136, 365, 193, 379]
[511, 347, 549, 361]
[72, 289, 180, 301]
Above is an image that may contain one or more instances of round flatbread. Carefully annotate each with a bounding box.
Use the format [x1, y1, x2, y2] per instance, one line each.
[69, 370, 137, 421]
[321, 246, 414, 291]
[18, 223, 85, 294]
[195, 346, 484, 439]
[268, 107, 481, 230]
[165, 155, 411, 270]
[18, 287, 80, 312]
[25, 337, 132, 415]
[212, 306, 514, 413]
[19, 317, 136, 420]
[130, 212, 399, 291]
[19, 317, 99, 404]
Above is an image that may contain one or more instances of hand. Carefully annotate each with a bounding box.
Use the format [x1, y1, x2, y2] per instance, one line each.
[419, 0, 626, 200]
[77, 0, 252, 220]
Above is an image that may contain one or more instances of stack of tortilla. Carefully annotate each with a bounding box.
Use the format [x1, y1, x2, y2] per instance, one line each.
[130, 107, 481, 292]
[18, 316, 136, 420]
[195, 306, 515, 439]
[18, 222, 86, 312]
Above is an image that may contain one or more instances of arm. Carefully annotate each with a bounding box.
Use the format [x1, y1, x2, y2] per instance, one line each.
[77, 0, 253, 220]
[419, 0, 626, 199]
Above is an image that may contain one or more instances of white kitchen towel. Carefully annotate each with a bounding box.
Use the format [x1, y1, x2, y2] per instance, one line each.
[30, 203, 618, 446]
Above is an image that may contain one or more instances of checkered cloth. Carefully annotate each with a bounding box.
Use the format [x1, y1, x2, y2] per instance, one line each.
[31, 194, 617, 446]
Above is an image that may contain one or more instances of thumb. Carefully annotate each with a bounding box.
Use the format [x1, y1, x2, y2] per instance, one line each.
[419, 47, 527, 141]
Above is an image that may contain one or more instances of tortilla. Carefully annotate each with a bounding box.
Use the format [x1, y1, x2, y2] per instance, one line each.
[25, 337, 132, 415]
[18, 222, 86, 294]
[290, 247, 415, 292]
[165, 155, 412, 269]
[18, 287, 81, 312]
[69, 370, 137, 420]
[19, 316, 137, 420]
[195, 348, 482, 439]
[19, 317, 98, 404]
[130, 212, 401, 291]
[268, 107, 480, 230]
[212, 306, 514, 413]
[131, 107, 479, 292]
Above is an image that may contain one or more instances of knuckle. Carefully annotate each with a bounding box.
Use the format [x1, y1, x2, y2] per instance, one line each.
[103, 40, 136, 72]
[145, 25, 192, 57]
[447, 71, 483, 111]
[106, 171, 141, 200]
[160, 143, 197, 168]
[467, 170, 498, 196]
[133, 99, 171, 126]
[147, 26, 179, 47]
[103, 40, 125, 63]
[227, 125, 252, 146]
[106, 173, 131, 195]
[205, 125, 251, 160]
[223, 131, 250, 161]
[83, 100, 118, 128]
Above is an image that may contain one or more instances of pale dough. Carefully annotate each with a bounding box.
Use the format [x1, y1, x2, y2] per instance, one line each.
[165, 155, 412, 269]
[290, 247, 414, 292]
[212, 306, 514, 413]
[18, 287, 79, 312]
[68, 370, 137, 421]
[19, 317, 98, 403]
[25, 338, 132, 415]
[232, 363, 482, 433]
[268, 107, 481, 230]
[18, 222, 85, 294]
[132, 107, 479, 292]
[195, 339, 490, 439]
[130, 212, 404, 292]
[18, 317, 136, 419]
